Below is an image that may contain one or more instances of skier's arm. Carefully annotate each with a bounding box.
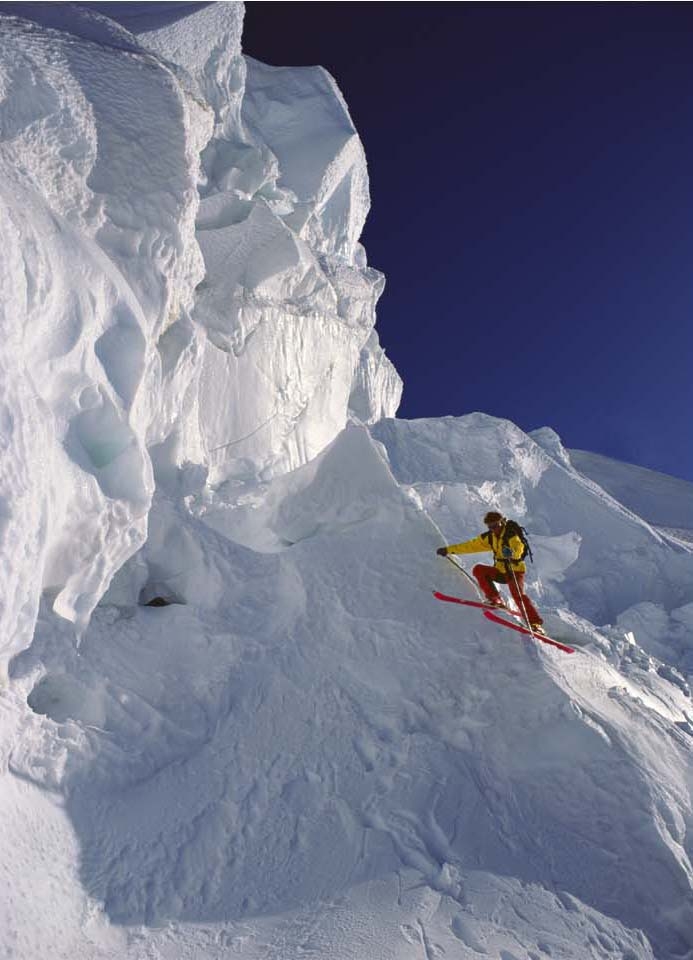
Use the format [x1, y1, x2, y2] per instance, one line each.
[444, 535, 491, 556]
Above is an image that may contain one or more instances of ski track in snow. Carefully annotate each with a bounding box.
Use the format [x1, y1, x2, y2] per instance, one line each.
[1, 4, 693, 960]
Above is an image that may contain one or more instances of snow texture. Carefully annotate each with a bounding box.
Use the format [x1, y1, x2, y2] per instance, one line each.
[1, 4, 692, 960]
[569, 446, 693, 543]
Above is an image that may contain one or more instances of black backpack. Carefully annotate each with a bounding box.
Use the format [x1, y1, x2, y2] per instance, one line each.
[482, 519, 533, 563]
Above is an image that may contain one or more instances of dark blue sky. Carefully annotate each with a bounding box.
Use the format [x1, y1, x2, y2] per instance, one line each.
[243, 3, 693, 481]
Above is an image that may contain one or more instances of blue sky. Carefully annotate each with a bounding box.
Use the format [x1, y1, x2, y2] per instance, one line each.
[242, 3, 693, 482]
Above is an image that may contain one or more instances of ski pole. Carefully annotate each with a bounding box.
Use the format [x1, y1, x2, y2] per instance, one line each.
[444, 554, 484, 599]
[504, 559, 536, 636]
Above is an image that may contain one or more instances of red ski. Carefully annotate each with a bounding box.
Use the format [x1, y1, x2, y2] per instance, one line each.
[433, 591, 523, 619]
[483, 610, 575, 654]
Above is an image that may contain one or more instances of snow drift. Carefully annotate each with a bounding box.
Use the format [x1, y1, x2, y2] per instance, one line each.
[1, 4, 692, 960]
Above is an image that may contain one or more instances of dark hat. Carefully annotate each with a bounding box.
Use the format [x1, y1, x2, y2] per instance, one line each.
[483, 511, 504, 525]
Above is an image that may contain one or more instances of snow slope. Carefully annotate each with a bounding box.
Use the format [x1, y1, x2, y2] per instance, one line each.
[2, 5, 693, 960]
[569, 447, 693, 543]
[11, 423, 693, 959]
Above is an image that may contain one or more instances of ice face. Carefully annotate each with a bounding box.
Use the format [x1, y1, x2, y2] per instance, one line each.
[0, 1, 400, 632]
[187, 42, 402, 483]
[0, 5, 209, 632]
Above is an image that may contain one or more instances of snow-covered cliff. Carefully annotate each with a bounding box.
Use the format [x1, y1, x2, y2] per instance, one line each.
[1, 5, 692, 960]
[136, 2, 401, 486]
[0, 1, 400, 644]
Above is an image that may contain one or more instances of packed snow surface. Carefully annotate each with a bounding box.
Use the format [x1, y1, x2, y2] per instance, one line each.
[1, 5, 692, 960]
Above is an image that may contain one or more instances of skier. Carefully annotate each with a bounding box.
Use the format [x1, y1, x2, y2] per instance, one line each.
[436, 511, 545, 633]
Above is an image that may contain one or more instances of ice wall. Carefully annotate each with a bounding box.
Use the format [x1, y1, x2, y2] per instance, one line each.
[0, 1, 400, 651]
[133, 2, 401, 486]
[0, 6, 210, 647]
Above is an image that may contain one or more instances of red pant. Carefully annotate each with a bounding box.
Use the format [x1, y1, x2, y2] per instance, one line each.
[473, 564, 543, 625]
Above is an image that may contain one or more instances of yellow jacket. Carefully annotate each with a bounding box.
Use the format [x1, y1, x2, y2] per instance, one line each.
[446, 524, 526, 573]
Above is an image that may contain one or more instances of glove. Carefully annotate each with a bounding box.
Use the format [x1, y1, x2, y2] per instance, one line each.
[502, 547, 513, 558]
[436, 547, 448, 557]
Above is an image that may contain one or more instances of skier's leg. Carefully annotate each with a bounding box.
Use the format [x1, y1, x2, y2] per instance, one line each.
[508, 571, 543, 625]
[473, 564, 505, 602]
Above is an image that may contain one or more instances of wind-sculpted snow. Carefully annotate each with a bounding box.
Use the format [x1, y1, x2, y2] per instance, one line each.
[121, 1, 401, 486]
[0, 0, 398, 634]
[144, 3, 400, 483]
[0, 8, 208, 638]
[2, 4, 693, 960]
